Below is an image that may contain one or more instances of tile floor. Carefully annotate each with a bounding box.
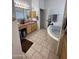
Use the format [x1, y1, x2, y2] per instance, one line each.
[24, 29, 59, 59]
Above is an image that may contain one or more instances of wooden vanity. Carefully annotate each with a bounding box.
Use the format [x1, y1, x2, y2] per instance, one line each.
[18, 21, 37, 34]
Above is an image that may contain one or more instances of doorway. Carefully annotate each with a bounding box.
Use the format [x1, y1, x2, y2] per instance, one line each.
[40, 9, 46, 29]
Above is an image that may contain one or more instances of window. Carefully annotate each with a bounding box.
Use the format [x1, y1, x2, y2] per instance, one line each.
[15, 7, 28, 20]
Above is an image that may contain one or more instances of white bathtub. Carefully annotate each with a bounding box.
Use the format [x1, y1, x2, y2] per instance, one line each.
[47, 25, 61, 41]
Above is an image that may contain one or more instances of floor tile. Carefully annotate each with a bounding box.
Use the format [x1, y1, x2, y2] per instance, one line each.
[36, 38, 43, 44]
[31, 52, 43, 59]
[25, 29, 58, 59]
[42, 40, 48, 48]
[42, 57, 47, 59]
[40, 47, 49, 58]
[23, 55, 29, 59]
[33, 43, 42, 52]
[48, 52, 59, 59]
[25, 48, 35, 59]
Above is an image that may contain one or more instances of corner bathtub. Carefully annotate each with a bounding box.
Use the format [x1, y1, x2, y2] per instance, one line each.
[47, 25, 61, 41]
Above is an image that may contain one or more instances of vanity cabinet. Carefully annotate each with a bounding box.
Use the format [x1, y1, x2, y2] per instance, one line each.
[18, 21, 37, 34]
[26, 22, 37, 34]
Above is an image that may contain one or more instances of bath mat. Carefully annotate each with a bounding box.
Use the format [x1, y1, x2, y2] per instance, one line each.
[21, 39, 33, 53]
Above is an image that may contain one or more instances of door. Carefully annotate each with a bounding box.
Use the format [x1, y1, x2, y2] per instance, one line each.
[40, 9, 45, 29]
[58, 34, 67, 59]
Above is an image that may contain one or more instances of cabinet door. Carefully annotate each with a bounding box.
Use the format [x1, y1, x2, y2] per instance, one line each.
[31, 23, 35, 32]
[31, 23, 37, 32]
[26, 24, 31, 34]
[34, 23, 37, 30]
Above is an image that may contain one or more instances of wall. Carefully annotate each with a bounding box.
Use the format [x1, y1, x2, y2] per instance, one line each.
[39, 0, 45, 9]
[12, 21, 23, 59]
[12, 0, 16, 18]
[12, 0, 23, 59]
[32, 0, 45, 29]
[32, 0, 40, 29]
[45, 0, 66, 26]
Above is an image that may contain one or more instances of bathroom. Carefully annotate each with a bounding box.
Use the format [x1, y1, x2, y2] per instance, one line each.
[12, 0, 67, 59]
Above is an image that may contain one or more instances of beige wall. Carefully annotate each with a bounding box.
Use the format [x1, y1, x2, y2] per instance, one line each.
[12, 0, 23, 59]
[45, 0, 66, 26]
[32, 0, 40, 29]
[12, 21, 23, 59]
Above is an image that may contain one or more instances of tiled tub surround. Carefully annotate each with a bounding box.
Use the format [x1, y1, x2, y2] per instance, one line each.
[23, 29, 59, 59]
